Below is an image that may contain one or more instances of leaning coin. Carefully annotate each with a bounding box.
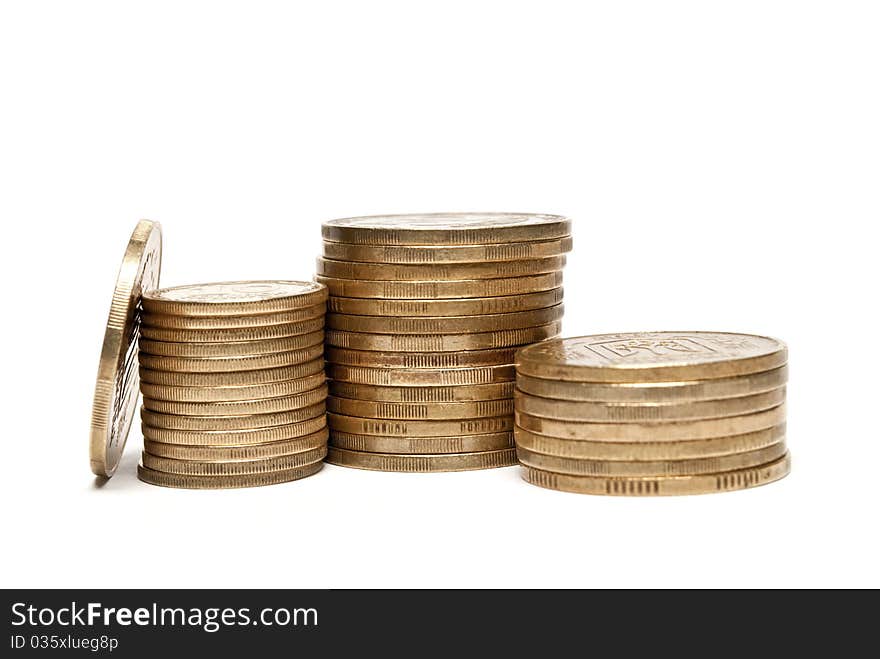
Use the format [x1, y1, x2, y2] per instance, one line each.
[325, 446, 518, 472]
[328, 413, 512, 437]
[141, 446, 327, 476]
[143, 384, 328, 415]
[137, 461, 323, 489]
[327, 304, 564, 334]
[139, 316, 324, 343]
[322, 236, 573, 264]
[142, 280, 328, 316]
[138, 345, 323, 373]
[144, 428, 329, 460]
[139, 360, 324, 386]
[326, 323, 561, 352]
[141, 372, 326, 403]
[141, 304, 326, 329]
[139, 331, 324, 358]
[515, 366, 789, 403]
[328, 289, 564, 317]
[327, 397, 512, 420]
[522, 453, 791, 496]
[514, 387, 785, 422]
[326, 347, 516, 369]
[327, 364, 515, 386]
[317, 255, 566, 280]
[516, 442, 787, 477]
[513, 424, 786, 460]
[316, 272, 563, 299]
[141, 402, 326, 431]
[515, 405, 786, 442]
[329, 430, 514, 454]
[328, 381, 515, 403]
[142, 417, 327, 446]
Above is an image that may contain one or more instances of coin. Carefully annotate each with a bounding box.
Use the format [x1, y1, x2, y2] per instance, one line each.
[327, 364, 515, 386]
[139, 331, 324, 358]
[316, 271, 563, 299]
[513, 424, 786, 460]
[522, 452, 791, 496]
[328, 413, 513, 437]
[517, 442, 787, 477]
[142, 280, 328, 316]
[142, 417, 327, 446]
[317, 256, 566, 280]
[141, 402, 326, 431]
[322, 237, 574, 264]
[326, 347, 516, 369]
[138, 345, 323, 373]
[514, 387, 785, 422]
[141, 372, 326, 403]
[326, 323, 561, 352]
[144, 428, 329, 460]
[141, 304, 326, 329]
[325, 446, 518, 472]
[328, 289, 564, 317]
[139, 360, 324, 386]
[141, 446, 327, 476]
[90, 220, 162, 478]
[516, 332, 788, 383]
[143, 384, 328, 415]
[328, 381, 514, 402]
[137, 461, 324, 489]
[515, 366, 789, 402]
[327, 304, 564, 334]
[328, 397, 512, 420]
[321, 213, 571, 246]
[139, 316, 324, 343]
[515, 404, 785, 441]
[329, 430, 514, 454]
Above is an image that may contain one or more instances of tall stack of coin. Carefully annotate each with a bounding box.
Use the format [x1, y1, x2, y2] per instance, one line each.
[135, 281, 329, 489]
[514, 332, 790, 495]
[318, 213, 572, 472]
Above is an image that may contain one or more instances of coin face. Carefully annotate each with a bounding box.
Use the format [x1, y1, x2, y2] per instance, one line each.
[322, 213, 571, 245]
[90, 220, 162, 478]
[516, 332, 787, 382]
[142, 281, 327, 315]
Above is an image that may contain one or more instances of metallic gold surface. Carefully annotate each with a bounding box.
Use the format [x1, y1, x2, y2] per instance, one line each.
[139, 331, 324, 357]
[139, 360, 325, 386]
[144, 428, 329, 460]
[137, 461, 324, 489]
[141, 372, 326, 403]
[316, 271, 563, 299]
[327, 304, 563, 334]
[328, 381, 515, 402]
[142, 281, 328, 316]
[327, 289, 564, 317]
[317, 256, 566, 280]
[141, 304, 326, 329]
[322, 236, 573, 264]
[138, 344, 323, 373]
[522, 452, 791, 496]
[142, 417, 327, 446]
[326, 323, 561, 352]
[327, 397, 512, 420]
[90, 220, 162, 477]
[325, 446, 518, 472]
[328, 413, 512, 437]
[139, 316, 324, 343]
[329, 430, 514, 454]
[141, 402, 326, 431]
[326, 347, 516, 369]
[142, 384, 328, 415]
[141, 447, 327, 475]
[327, 364, 515, 386]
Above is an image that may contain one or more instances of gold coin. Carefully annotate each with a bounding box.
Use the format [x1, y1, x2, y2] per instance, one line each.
[139, 360, 324, 386]
[141, 304, 326, 329]
[516, 332, 788, 383]
[90, 219, 162, 478]
[515, 366, 789, 403]
[515, 404, 785, 442]
[328, 397, 512, 420]
[328, 381, 515, 403]
[326, 446, 517, 472]
[329, 412, 512, 437]
[514, 424, 787, 460]
[144, 428, 329, 460]
[142, 280, 328, 316]
[143, 384, 328, 415]
[321, 213, 571, 246]
[137, 461, 323, 489]
[142, 417, 327, 446]
[327, 304, 564, 334]
[517, 442, 787, 477]
[522, 452, 791, 496]
[323, 236, 573, 264]
[327, 363, 515, 386]
[141, 402, 326, 431]
[316, 272, 564, 299]
[139, 331, 324, 358]
[138, 345, 323, 373]
[326, 347, 516, 369]
[328, 289, 564, 317]
[141, 446, 326, 476]
[140, 316, 324, 343]
[329, 430, 514, 454]
[326, 323, 561, 352]
[514, 387, 785, 422]
[141, 372, 326, 403]
[317, 256, 566, 280]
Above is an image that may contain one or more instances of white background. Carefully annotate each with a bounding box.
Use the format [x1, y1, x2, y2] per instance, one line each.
[1, 1, 877, 588]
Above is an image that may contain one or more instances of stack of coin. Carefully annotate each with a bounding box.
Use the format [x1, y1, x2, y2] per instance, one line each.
[317, 213, 572, 472]
[514, 332, 790, 495]
[135, 281, 329, 489]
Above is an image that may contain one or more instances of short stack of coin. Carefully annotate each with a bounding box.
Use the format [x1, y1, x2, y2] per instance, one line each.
[317, 213, 572, 472]
[135, 281, 329, 489]
[514, 332, 790, 495]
